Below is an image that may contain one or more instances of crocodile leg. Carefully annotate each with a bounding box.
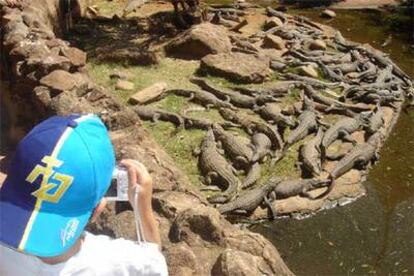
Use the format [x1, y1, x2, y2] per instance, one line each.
[339, 130, 357, 145]
[203, 171, 218, 185]
[264, 195, 277, 220]
[152, 113, 161, 123]
[326, 152, 345, 160]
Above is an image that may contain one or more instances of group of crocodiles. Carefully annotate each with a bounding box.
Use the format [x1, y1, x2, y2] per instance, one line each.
[131, 5, 412, 219]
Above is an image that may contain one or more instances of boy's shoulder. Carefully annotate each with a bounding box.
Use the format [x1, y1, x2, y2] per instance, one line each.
[1, 232, 167, 276]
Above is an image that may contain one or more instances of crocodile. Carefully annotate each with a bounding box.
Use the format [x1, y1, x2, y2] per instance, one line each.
[365, 103, 385, 135]
[321, 113, 369, 158]
[285, 96, 319, 148]
[218, 176, 282, 218]
[352, 89, 403, 106]
[375, 65, 393, 84]
[254, 103, 296, 129]
[212, 123, 253, 167]
[132, 105, 184, 127]
[241, 162, 261, 189]
[168, 89, 236, 110]
[233, 81, 295, 97]
[282, 73, 343, 89]
[317, 61, 345, 82]
[197, 129, 241, 204]
[350, 61, 377, 82]
[219, 108, 284, 150]
[270, 178, 330, 200]
[320, 132, 383, 198]
[190, 77, 276, 108]
[303, 84, 371, 112]
[251, 132, 272, 163]
[182, 116, 239, 130]
[298, 128, 324, 177]
[289, 49, 352, 65]
[356, 45, 412, 87]
[328, 62, 360, 75]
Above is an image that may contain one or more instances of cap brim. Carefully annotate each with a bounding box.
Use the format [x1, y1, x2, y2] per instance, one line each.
[0, 197, 92, 257]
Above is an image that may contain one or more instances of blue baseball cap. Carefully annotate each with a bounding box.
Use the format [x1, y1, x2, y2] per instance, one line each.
[0, 114, 115, 257]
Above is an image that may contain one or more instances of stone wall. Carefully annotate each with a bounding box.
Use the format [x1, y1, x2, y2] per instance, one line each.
[0, 1, 293, 275]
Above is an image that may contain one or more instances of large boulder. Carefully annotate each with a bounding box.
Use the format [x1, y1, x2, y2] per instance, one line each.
[212, 249, 271, 275]
[200, 52, 271, 83]
[165, 23, 232, 60]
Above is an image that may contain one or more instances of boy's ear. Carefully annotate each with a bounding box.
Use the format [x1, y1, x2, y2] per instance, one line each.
[90, 198, 107, 223]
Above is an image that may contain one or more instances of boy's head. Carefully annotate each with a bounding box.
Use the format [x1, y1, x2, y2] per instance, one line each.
[0, 114, 115, 257]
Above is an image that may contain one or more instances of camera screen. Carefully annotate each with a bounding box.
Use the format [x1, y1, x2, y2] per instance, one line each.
[105, 178, 118, 198]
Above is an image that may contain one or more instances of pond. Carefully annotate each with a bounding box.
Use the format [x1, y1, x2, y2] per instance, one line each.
[251, 7, 414, 276]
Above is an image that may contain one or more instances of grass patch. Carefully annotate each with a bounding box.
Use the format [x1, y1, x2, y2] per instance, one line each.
[87, 58, 200, 103]
[143, 121, 206, 186]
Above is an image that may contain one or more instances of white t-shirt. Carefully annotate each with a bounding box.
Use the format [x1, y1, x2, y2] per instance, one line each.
[0, 232, 168, 275]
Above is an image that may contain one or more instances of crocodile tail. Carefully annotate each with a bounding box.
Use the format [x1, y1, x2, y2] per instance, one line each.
[314, 175, 334, 199]
[207, 194, 230, 204]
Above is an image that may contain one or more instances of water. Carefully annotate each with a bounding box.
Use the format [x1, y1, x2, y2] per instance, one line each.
[251, 8, 414, 276]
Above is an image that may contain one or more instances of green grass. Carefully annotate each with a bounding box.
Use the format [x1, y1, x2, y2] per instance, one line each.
[87, 58, 200, 102]
[143, 121, 206, 187]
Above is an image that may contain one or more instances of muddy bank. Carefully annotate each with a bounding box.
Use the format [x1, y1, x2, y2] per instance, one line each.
[0, 1, 292, 275]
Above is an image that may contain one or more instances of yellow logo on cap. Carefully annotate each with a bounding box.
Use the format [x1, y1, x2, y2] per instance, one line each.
[26, 155, 74, 203]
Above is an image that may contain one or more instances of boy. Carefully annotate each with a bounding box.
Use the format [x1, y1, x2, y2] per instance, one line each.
[0, 114, 168, 275]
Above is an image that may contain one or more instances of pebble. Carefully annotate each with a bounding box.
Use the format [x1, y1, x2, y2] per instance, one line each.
[321, 9, 336, 19]
[298, 65, 318, 78]
[115, 80, 134, 91]
[264, 17, 284, 30]
[309, 39, 327, 51]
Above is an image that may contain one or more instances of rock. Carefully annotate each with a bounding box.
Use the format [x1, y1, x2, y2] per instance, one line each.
[262, 34, 285, 50]
[321, 9, 336, 19]
[128, 82, 167, 105]
[309, 39, 327, 51]
[264, 17, 283, 30]
[49, 91, 96, 115]
[39, 70, 80, 94]
[115, 80, 134, 91]
[200, 52, 271, 83]
[212, 249, 269, 275]
[298, 65, 318, 78]
[165, 23, 232, 60]
[109, 70, 132, 80]
[9, 41, 50, 60]
[164, 243, 198, 276]
[60, 47, 87, 67]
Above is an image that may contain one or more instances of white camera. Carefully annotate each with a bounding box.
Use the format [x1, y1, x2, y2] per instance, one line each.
[105, 166, 129, 201]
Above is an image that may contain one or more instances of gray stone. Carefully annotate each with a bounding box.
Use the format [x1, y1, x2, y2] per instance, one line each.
[166, 23, 232, 60]
[200, 52, 271, 83]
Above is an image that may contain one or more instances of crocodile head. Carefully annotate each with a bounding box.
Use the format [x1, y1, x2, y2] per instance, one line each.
[357, 111, 372, 127]
[367, 132, 383, 146]
[212, 123, 225, 138]
[219, 108, 235, 121]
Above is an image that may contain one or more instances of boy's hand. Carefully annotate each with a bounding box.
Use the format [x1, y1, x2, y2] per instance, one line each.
[120, 159, 153, 213]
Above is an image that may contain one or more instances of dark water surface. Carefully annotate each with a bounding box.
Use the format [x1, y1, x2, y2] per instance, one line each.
[251, 8, 414, 276]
